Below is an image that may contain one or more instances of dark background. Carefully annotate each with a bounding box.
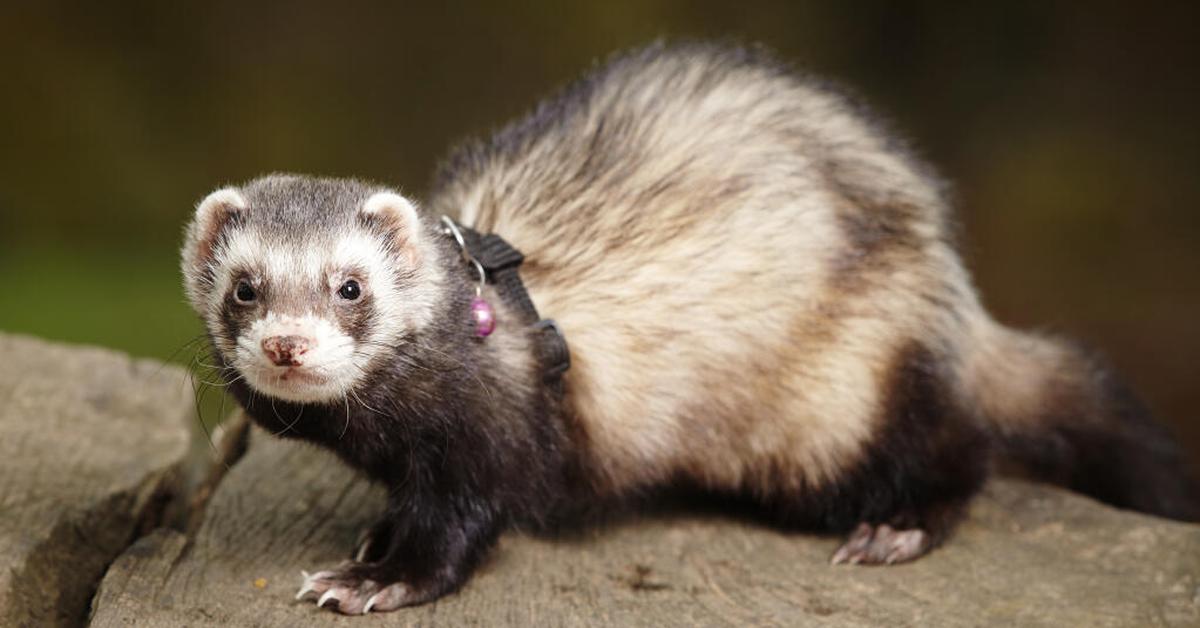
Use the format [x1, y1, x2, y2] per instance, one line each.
[1, 2, 1197, 460]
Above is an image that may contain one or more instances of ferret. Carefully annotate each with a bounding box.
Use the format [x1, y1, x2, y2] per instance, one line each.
[181, 42, 1200, 615]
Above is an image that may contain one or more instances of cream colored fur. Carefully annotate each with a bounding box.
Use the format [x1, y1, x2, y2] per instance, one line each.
[431, 46, 1003, 498]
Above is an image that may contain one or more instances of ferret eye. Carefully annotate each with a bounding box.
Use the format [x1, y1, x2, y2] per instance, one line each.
[234, 280, 257, 303]
[338, 279, 361, 301]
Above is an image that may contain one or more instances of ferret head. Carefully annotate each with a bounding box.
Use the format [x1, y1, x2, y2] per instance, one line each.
[181, 175, 444, 404]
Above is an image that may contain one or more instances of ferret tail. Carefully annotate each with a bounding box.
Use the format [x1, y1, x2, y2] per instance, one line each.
[958, 316, 1200, 521]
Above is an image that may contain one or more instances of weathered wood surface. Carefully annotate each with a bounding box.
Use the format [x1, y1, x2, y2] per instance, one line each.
[1, 333, 1195, 626]
[92, 423, 1200, 627]
[0, 333, 192, 628]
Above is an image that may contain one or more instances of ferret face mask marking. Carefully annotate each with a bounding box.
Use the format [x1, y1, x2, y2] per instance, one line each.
[182, 182, 430, 404]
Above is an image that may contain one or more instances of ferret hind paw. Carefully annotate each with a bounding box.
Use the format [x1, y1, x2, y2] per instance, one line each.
[830, 522, 930, 565]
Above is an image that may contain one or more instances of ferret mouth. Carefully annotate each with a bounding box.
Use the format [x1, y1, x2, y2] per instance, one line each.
[244, 365, 345, 403]
[275, 368, 327, 385]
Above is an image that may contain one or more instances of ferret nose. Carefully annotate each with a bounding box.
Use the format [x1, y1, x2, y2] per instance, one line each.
[261, 335, 311, 367]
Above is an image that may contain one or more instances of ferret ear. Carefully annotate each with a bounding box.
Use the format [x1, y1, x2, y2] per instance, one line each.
[181, 187, 247, 309]
[360, 190, 423, 256]
[183, 187, 248, 267]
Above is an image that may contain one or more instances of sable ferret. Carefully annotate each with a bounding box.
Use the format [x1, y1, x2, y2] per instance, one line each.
[181, 43, 1199, 614]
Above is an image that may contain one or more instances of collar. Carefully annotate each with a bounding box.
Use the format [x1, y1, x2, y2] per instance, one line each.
[440, 216, 571, 386]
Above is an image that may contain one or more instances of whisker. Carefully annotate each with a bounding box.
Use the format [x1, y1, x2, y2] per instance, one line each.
[270, 405, 305, 437]
[339, 394, 351, 441]
[151, 333, 209, 379]
[349, 388, 387, 417]
[188, 368, 224, 464]
[415, 341, 494, 402]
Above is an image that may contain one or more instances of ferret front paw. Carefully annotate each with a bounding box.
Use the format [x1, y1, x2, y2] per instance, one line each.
[295, 565, 413, 614]
[830, 522, 930, 565]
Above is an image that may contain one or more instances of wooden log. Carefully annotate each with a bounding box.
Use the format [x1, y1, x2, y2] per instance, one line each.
[0, 334, 191, 628]
[92, 423, 1200, 627]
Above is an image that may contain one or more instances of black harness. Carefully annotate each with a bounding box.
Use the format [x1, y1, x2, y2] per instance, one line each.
[446, 218, 571, 387]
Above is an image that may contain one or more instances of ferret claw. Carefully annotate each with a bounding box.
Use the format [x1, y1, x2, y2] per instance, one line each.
[831, 522, 931, 566]
[295, 571, 316, 600]
[317, 589, 341, 608]
[295, 564, 412, 614]
[831, 522, 873, 565]
[295, 569, 334, 600]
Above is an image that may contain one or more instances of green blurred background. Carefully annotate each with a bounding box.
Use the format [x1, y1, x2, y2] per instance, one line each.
[1, 2, 1197, 459]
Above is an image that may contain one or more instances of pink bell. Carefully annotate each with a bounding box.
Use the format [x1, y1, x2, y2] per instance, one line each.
[471, 297, 496, 337]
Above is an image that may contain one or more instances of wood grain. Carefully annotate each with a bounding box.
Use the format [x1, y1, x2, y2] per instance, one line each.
[92, 423, 1200, 627]
[0, 333, 191, 628]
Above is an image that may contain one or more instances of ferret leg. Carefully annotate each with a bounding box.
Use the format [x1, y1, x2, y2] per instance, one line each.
[296, 490, 502, 614]
[828, 343, 990, 565]
[352, 516, 396, 562]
